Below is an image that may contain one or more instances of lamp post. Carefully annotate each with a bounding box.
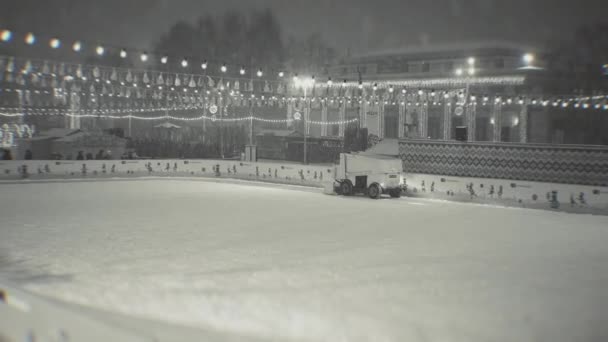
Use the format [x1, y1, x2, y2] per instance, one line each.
[294, 76, 315, 164]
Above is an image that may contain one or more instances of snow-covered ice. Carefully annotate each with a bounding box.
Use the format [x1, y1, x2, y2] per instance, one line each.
[1, 179, 608, 341]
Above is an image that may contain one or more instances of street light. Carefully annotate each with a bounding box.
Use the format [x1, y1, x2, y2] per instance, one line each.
[523, 53, 534, 66]
[294, 76, 315, 164]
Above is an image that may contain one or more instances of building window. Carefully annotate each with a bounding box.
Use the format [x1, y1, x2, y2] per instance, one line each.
[422, 62, 430, 72]
[444, 61, 454, 72]
[401, 60, 409, 73]
[494, 58, 505, 69]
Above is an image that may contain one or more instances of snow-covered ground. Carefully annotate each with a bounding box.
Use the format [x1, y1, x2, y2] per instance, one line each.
[1, 179, 608, 341]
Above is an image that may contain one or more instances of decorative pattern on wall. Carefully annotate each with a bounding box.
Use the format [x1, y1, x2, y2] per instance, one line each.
[399, 140, 608, 186]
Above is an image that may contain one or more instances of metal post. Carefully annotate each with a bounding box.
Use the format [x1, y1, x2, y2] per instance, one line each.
[219, 97, 224, 159]
[303, 87, 308, 165]
[249, 115, 254, 145]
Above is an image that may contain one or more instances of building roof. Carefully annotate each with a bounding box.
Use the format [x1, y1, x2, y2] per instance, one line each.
[350, 41, 538, 61]
[39, 128, 81, 138]
[256, 129, 302, 137]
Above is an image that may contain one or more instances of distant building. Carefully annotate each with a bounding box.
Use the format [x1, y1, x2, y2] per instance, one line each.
[317, 41, 608, 145]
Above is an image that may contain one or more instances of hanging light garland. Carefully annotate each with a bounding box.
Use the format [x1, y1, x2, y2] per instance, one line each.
[0, 106, 362, 124]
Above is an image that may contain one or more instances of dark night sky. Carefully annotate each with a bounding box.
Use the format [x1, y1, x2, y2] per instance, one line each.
[1, 0, 607, 54]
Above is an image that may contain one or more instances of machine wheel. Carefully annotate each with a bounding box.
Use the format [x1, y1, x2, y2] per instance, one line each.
[368, 184, 381, 199]
[389, 189, 401, 198]
[340, 180, 353, 196]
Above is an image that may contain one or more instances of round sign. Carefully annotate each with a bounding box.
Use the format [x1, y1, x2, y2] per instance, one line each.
[209, 104, 218, 114]
[293, 112, 302, 121]
[454, 106, 464, 116]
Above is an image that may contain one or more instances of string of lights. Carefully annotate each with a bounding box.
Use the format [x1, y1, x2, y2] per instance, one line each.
[0, 106, 362, 124]
[0, 29, 291, 80]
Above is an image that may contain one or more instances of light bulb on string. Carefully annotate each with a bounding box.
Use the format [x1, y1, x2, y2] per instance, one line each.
[240, 66, 245, 75]
[49, 38, 60, 49]
[402, 89, 406, 94]
[0, 29, 12, 42]
[523, 53, 534, 65]
[201, 61, 208, 70]
[161, 56, 168, 64]
[96, 45, 105, 56]
[358, 81, 363, 89]
[120, 49, 127, 58]
[72, 41, 81, 52]
[327, 78, 333, 86]
[278, 71, 284, 77]
[25, 32, 35, 45]
[388, 85, 394, 93]
[140, 52, 148, 62]
[257, 69, 263, 77]
[181, 58, 188, 68]
[221, 64, 227, 73]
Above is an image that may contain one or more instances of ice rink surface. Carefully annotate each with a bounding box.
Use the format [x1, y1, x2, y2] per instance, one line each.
[1, 179, 608, 341]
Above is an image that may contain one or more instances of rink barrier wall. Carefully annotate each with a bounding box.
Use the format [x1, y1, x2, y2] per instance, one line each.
[1, 158, 607, 214]
[399, 139, 608, 187]
[402, 173, 608, 215]
[0, 159, 332, 188]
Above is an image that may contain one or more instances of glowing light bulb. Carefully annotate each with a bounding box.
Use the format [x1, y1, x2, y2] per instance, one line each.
[181, 59, 188, 68]
[221, 64, 227, 73]
[455, 68, 463, 76]
[96, 45, 105, 56]
[278, 71, 284, 77]
[201, 61, 207, 70]
[240, 67, 245, 75]
[72, 41, 82, 52]
[257, 69, 263, 77]
[120, 49, 127, 58]
[49, 38, 60, 49]
[161, 56, 168, 64]
[523, 53, 534, 65]
[140, 53, 148, 62]
[25, 32, 35, 45]
[0, 29, 12, 42]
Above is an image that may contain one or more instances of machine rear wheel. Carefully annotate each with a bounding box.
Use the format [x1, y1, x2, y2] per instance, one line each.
[368, 184, 380, 199]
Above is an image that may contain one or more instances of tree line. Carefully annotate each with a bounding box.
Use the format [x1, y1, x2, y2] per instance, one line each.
[153, 9, 336, 76]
